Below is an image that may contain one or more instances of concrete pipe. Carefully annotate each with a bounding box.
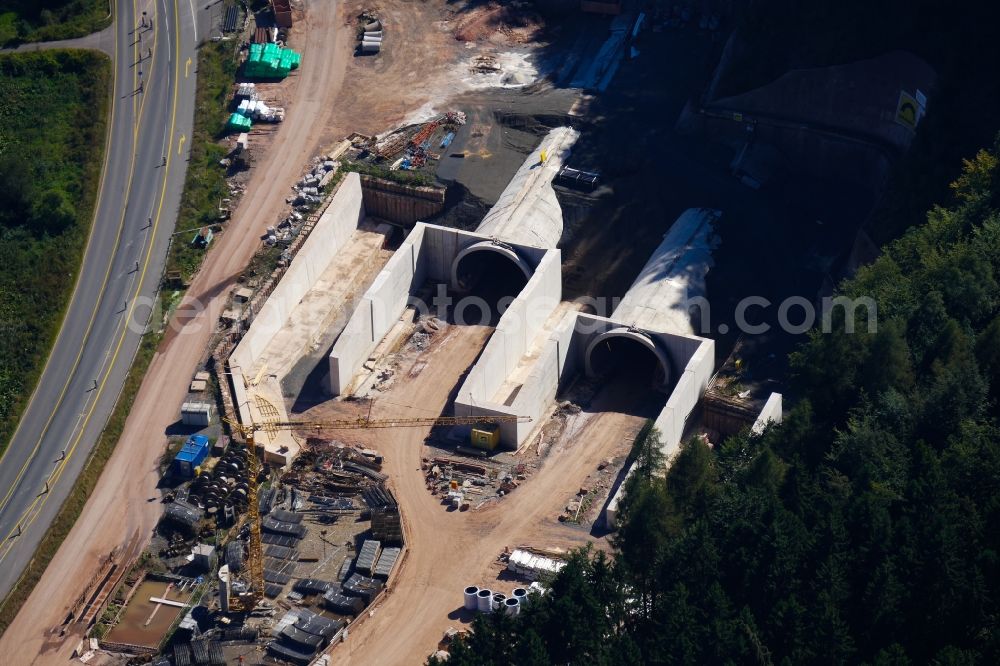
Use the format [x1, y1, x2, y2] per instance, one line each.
[512, 587, 528, 605]
[361, 42, 380, 54]
[504, 597, 520, 616]
[463, 586, 479, 611]
[491, 593, 506, 612]
[362, 36, 383, 44]
[363, 31, 383, 39]
[476, 588, 493, 613]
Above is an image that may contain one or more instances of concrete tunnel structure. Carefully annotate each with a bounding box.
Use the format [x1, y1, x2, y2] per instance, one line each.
[327, 127, 579, 395]
[223, 130, 782, 530]
[584, 208, 721, 388]
[450, 126, 579, 296]
[452, 208, 721, 450]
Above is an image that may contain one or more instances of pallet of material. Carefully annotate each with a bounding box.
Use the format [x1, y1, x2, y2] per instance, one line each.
[264, 569, 293, 585]
[355, 539, 382, 574]
[263, 516, 308, 538]
[362, 484, 397, 509]
[293, 578, 335, 596]
[222, 5, 238, 33]
[264, 560, 296, 585]
[372, 546, 400, 579]
[295, 608, 344, 638]
[271, 509, 304, 523]
[261, 533, 299, 547]
[433, 457, 487, 475]
[337, 558, 353, 581]
[265, 544, 299, 560]
[342, 573, 384, 604]
[323, 589, 365, 615]
[267, 640, 314, 665]
[343, 461, 387, 481]
[280, 625, 324, 651]
[309, 495, 356, 510]
[370, 507, 403, 545]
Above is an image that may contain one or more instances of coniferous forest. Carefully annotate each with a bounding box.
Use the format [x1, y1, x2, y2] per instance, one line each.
[432, 140, 1000, 665]
[433, 4, 1000, 662]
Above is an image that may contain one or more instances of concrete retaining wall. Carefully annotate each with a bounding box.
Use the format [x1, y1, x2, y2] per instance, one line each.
[650, 335, 714, 457]
[603, 332, 714, 528]
[751, 392, 783, 434]
[452, 249, 562, 444]
[327, 224, 427, 394]
[232, 173, 364, 373]
[507, 310, 578, 443]
[328, 223, 555, 396]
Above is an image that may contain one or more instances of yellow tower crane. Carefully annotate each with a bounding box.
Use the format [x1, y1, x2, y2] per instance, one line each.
[222, 412, 529, 612]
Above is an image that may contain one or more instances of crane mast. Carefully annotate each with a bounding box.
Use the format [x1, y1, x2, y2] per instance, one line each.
[222, 412, 528, 612]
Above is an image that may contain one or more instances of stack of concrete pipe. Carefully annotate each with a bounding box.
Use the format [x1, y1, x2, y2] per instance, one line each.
[361, 19, 383, 54]
[460, 586, 527, 616]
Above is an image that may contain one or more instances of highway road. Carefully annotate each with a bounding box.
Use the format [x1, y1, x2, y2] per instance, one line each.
[0, 0, 208, 599]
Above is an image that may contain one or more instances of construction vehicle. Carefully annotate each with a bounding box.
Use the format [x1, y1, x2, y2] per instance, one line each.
[222, 412, 529, 612]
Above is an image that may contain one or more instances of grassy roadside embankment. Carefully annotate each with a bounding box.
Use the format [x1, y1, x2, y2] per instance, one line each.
[0, 50, 111, 459]
[0, 41, 239, 636]
[165, 40, 237, 286]
[0, 0, 112, 46]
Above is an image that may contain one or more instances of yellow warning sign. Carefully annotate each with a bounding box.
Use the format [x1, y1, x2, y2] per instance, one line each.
[895, 91, 921, 130]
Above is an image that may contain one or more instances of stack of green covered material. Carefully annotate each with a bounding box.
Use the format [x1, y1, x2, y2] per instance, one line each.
[227, 112, 252, 131]
[244, 42, 302, 79]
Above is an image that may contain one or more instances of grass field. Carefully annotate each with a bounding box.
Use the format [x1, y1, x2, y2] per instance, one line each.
[0, 49, 111, 459]
[0, 0, 111, 46]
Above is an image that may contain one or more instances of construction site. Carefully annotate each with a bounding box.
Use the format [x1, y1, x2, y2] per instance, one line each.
[75, 116, 782, 662]
[20, 0, 916, 662]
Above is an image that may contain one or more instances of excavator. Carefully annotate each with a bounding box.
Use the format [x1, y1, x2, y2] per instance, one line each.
[221, 412, 529, 612]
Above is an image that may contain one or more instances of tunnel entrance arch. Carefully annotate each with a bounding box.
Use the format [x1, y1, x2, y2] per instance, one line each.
[585, 328, 673, 388]
[450, 241, 533, 325]
[451, 241, 533, 291]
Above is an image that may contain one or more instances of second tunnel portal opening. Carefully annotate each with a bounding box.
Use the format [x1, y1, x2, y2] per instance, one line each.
[452, 248, 531, 326]
[588, 333, 670, 389]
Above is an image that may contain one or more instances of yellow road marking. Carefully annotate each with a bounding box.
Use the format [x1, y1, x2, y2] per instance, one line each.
[0, 0, 176, 562]
[185, 56, 191, 78]
[177, 134, 186, 154]
[0, 0, 161, 520]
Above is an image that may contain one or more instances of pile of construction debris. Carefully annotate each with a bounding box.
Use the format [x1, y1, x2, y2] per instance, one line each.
[423, 455, 524, 510]
[283, 439, 387, 495]
[286, 157, 339, 210]
[351, 111, 466, 171]
[258, 155, 341, 247]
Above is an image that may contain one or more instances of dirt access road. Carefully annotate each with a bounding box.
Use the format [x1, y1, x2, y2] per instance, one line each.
[0, 1, 352, 661]
[309, 324, 645, 665]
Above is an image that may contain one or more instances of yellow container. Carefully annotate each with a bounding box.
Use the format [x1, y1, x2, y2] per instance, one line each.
[470, 424, 501, 450]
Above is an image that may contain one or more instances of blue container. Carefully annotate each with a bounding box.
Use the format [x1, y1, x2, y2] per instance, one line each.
[173, 434, 210, 478]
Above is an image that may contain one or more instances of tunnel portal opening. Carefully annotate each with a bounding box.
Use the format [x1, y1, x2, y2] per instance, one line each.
[451, 247, 531, 326]
[587, 331, 671, 390]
